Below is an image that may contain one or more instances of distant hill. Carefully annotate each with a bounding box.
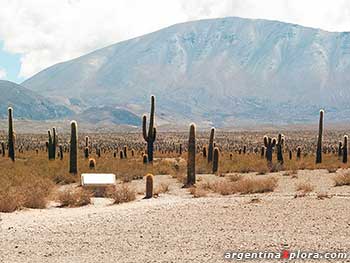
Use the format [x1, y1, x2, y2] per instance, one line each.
[22, 17, 350, 126]
[0, 80, 73, 120]
[77, 106, 140, 126]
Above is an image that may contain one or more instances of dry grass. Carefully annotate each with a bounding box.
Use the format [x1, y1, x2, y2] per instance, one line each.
[57, 188, 92, 207]
[211, 177, 278, 195]
[107, 184, 136, 204]
[154, 183, 170, 195]
[333, 173, 350, 186]
[189, 187, 208, 198]
[296, 182, 314, 193]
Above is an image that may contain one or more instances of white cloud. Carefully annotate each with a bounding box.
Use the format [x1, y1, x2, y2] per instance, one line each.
[0, 68, 7, 79]
[0, 0, 350, 79]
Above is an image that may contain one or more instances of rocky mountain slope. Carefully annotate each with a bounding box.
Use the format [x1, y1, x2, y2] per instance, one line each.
[22, 17, 350, 126]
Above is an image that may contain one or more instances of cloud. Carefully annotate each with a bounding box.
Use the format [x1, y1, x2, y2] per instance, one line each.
[0, 0, 350, 79]
[0, 68, 7, 79]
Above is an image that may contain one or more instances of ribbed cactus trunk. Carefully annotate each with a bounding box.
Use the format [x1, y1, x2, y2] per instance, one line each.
[48, 130, 53, 160]
[343, 135, 348, 164]
[297, 147, 301, 159]
[59, 145, 63, 160]
[276, 133, 284, 164]
[207, 127, 215, 163]
[261, 146, 265, 158]
[52, 127, 57, 158]
[145, 174, 154, 199]
[1, 141, 5, 157]
[264, 136, 276, 163]
[69, 121, 78, 174]
[186, 123, 196, 186]
[8, 107, 15, 162]
[316, 110, 324, 164]
[338, 141, 343, 159]
[212, 147, 219, 174]
[142, 95, 156, 163]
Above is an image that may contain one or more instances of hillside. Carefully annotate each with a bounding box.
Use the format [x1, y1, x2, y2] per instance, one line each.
[22, 17, 350, 126]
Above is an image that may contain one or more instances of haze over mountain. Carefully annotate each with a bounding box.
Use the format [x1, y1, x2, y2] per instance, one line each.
[0, 80, 73, 120]
[22, 17, 350, 126]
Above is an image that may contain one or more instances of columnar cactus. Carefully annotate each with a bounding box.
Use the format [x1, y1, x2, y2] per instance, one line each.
[343, 135, 348, 164]
[143, 154, 148, 164]
[123, 146, 128, 158]
[59, 144, 63, 160]
[85, 136, 89, 148]
[316, 109, 324, 164]
[47, 130, 54, 160]
[276, 133, 284, 164]
[338, 141, 343, 159]
[202, 146, 207, 158]
[69, 121, 78, 174]
[89, 158, 96, 169]
[84, 147, 89, 159]
[8, 107, 15, 162]
[297, 146, 301, 159]
[1, 141, 5, 157]
[52, 127, 57, 158]
[145, 173, 154, 199]
[186, 123, 196, 186]
[263, 136, 276, 163]
[261, 146, 265, 158]
[212, 147, 219, 174]
[142, 95, 156, 163]
[208, 127, 215, 163]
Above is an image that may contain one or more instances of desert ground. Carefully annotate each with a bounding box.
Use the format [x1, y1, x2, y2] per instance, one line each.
[2, 169, 350, 263]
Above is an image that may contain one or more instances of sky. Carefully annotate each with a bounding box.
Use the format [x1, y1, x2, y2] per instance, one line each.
[1, 0, 350, 83]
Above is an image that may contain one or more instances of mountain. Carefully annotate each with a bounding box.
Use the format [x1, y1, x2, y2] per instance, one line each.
[76, 106, 139, 126]
[0, 80, 73, 120]
[22, 17, 350, 126]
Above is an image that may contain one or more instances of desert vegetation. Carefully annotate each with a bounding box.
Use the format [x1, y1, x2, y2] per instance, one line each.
[1, 100, 350, 213]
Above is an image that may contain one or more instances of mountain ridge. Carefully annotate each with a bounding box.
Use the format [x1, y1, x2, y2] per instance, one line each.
[21, 16, 350, 126]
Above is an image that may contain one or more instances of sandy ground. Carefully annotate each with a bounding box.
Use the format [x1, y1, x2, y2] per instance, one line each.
[2, 170, 350, 262]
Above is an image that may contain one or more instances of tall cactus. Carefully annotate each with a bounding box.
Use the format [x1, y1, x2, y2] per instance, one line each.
[47, 130, 53, 160]
[316, 109, 324, 164]
[142, 95, 156, 163]
[297, 146, 301, 159]
[69, 121, 78, 174]
[212, 147, 219, 174]
[145, 174, 154, 199]
[186, 123, 196, 186]
[276, 133, 284, 164]
[208, 127, 215, 163]
[264, 136, 276, 163]
[52, 127, 57, 158]
[47, 127, 57, 160]
[1, 141, 5, 157]
[343, 135, 348, 164]
[338, 141, 343, 159]
[8, 107, 15, 162]
[261, 146, 265, 158]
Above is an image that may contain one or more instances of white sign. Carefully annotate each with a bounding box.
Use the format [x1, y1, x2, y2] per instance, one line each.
[81, 173, 116, 186]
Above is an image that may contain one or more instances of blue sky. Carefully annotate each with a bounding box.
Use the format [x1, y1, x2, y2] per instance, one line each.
[1, 0, 350, 85]
[0, 41, 24, 83]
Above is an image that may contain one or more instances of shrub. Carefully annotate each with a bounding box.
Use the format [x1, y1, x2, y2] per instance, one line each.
[107, 184, 136, 204]
[296, 182, 314, 193]
[58, 188, 92, 207]
[211, 177, 278, 195]
[333, 173, 350, 186]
